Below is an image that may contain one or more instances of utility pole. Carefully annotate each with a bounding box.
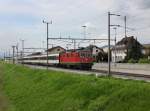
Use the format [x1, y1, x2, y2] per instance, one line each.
[124, 16, 127, 38]
[82, 25, 87, 39]
[42, 41, 45, 52]
[5, 51, 7, 61]
[9, 49, 11, 63]
[66, 44, 71, 50]
[108, 12, 111, 76]
[4, 52, 5, 61]
[12, 46, 15, 64]
[20, 39, 25, 64]
[113, 27, 117, 66]
[49, 44, 54, 48]
[74, 40, 76, 50]
[43, 20, 52, 70]
[124, 16, 128, 60]
[16, 43, 19, 63]
[108, 12, 121, 76]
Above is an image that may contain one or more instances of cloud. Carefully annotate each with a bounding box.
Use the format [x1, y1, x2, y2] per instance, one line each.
[0, 0, 150, 53]
[136, 0, 150, 9]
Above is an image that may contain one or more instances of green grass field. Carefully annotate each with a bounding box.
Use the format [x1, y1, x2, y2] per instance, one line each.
[0, 62, 150, 111]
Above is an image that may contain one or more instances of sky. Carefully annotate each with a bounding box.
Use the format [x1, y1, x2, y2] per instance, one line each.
[0, 0, 150, 57]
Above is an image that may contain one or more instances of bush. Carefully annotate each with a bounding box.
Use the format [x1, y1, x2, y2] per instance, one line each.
[138, 58, 150, 64]
[128, 58, 138, 63]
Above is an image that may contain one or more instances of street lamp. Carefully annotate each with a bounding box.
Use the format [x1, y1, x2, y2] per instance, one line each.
[108, 12, 121, 76]
[43, 20, 52, 69]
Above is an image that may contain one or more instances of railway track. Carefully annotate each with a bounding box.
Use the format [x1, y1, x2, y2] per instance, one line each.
[92, 69, 150, 78]
[25, 64, 150, 82]
[91, 69, 150, 82]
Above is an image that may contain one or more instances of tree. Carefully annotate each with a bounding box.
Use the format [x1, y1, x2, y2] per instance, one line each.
[126, 40, 143, 61]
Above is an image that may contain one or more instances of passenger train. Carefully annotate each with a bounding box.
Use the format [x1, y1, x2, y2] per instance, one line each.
[19, 50, 94, 69]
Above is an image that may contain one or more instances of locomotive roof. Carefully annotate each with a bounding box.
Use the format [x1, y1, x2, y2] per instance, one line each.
[46, 46, 65, 52]
[66, 48, 90, 52]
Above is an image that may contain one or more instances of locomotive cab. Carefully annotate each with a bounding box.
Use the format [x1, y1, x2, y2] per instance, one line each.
[59, 50, 94, 69]
[79, 51, 94, 69]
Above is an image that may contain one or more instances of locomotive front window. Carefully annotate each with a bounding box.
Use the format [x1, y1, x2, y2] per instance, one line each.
[80, 53, 86, 57]
[88, 53, 91, 57]
[82, 53, 84, 57]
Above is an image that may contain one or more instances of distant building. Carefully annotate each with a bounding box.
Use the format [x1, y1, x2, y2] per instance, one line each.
[111, 36, 143, 62]
[101, 45, 114, 53]
[142, 44, 150, 59]
[84, 45, 105, 62]
[46, 46, 66, 54]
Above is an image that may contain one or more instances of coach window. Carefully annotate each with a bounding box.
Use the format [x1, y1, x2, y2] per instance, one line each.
[85, 53, 87, 57]
[51, 56, 54, 60]
[53, 56, 55, 60]
[80, 53, 82, 57]
[86, 53, 88, 57]
[82, 53, 84, 57]
[43, 57, 45, 60]
[82, 53, 85, 57]
[69, 53, 71, 57]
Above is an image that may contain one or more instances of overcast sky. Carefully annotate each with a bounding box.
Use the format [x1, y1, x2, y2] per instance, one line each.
[0, 0, 150, 56]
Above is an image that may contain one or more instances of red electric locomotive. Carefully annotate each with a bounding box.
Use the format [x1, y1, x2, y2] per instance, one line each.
[59, 50, 93, 69]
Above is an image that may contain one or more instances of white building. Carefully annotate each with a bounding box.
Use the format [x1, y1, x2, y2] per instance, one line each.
[142, 44, 150, 59]
[85, 45, 105, 62]
[111, 36, 142, 62]
[111, 45, 127, 62]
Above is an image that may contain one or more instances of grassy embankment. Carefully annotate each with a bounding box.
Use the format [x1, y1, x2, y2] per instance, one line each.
[0, 62, 150, 111]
